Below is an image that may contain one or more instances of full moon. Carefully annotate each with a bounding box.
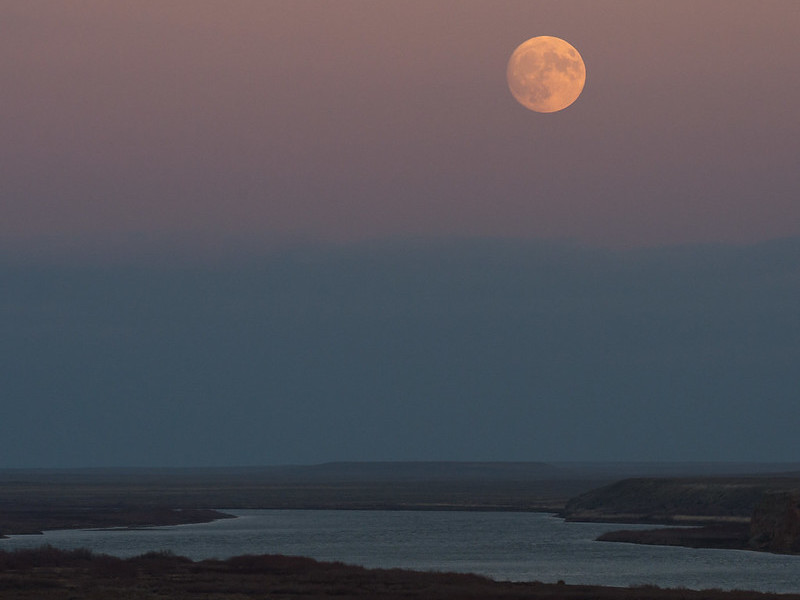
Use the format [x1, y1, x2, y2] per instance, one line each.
[507, 36, 586, 113]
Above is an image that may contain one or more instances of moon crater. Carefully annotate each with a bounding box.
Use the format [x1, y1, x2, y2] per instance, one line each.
[507, 36, 586, 113]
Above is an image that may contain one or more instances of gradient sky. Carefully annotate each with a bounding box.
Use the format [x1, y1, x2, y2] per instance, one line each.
[2, 1, 799, 467]
[3, 0, 799, 250]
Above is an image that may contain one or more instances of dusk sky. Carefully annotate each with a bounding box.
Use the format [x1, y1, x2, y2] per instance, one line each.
[2, 1, 799, 467]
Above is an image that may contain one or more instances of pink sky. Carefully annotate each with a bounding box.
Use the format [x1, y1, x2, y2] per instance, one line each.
[2, 0, 799, 249]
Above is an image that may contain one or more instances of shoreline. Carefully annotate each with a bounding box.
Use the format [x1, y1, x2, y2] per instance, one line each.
[0, 505, 781, 558]
[0, 507, 234, 539]
[1, 545, 799, 599]
[3, 506, 798, 595]
[2, 467, 797, 557]
[596, 523, 753, 552]
[0, 505, 768, 555]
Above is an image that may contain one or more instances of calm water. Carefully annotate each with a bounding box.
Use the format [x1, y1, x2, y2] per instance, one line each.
[3, 510, 799, 593]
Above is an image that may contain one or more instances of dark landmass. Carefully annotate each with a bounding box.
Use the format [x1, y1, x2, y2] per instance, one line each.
[3, 463, 800, 557]
[0, 462, 612, 538]
[4, 461, 795, 519]
[750, 492, 800, 553]
[563, 477, 800, 554]
[561, 477, 800, 525]
[0, 508, 233, 538]
[597, 523, 751, 550]
[2, 546, 798, 600]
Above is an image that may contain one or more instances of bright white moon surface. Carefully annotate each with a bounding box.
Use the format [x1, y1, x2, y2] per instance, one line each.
[507, 36, 586, 113]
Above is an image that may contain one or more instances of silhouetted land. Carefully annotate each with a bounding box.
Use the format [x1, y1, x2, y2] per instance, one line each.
[561, 477, 800, 524]
[562, 476, 800, 554]
[0, 507, 233, 537]
[597, 524, 751, 550]
[2, 546, 799, 600]
[2, 463, 800, 555]
[0, 462, 611, 537]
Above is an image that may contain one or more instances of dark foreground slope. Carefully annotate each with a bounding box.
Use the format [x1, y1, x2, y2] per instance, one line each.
[2, 546, 798, 600]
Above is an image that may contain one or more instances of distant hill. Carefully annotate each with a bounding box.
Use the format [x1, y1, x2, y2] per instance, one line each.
[241, 461, 800, 483]
[268, 461, 565, 482]
[3, 462, 798, 485]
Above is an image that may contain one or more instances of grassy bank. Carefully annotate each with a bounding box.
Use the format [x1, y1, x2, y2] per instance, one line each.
[1, 546, 798, 600]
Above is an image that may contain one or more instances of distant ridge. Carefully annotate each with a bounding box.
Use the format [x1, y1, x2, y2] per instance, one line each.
[287, 461, 562, 482]
[2, 462, 799, 483]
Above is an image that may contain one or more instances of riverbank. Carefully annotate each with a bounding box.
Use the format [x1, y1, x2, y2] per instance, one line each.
[3, 465, 798, 556]
[561, 477, 800, 555]
[1, 546, 798, 600]
[597, 523, 752, 551]
[0, 464, 593, 540]
[0, 508, 234, 538]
